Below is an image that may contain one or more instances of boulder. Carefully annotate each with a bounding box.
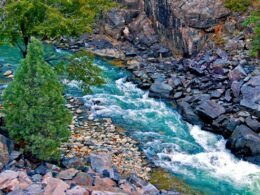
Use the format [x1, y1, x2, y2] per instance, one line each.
[240, 76, 260, 116]
[245, 117, 260, 133]
[196, 100, 225, 120]
[177, 101, 203, 126]
[58, 168, 78, 180]
[89, 153, 119, 180]
[126, 174, 159, 195]
[226, 125, 260, 165]
[73, 172, 93, 186]
[0, 171, 32, 192]
[228, 65, 247, 81]
[43, 176, 69, 195]
[66, 185, 88, 195]
[149, 82, 173, 99]
[0, 134, 13, 166]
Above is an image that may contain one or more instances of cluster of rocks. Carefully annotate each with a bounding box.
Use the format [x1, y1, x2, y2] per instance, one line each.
[62, 0, 260, 165]
[0, 96, 182, 194]
[62, 96, 151, 180]
[0, 147, 162, 195]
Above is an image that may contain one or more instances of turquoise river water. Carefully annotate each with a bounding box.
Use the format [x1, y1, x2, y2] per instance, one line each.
[0, 45, 260, 195]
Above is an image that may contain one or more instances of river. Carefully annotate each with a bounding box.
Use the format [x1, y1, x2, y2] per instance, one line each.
[0, 46, 260, 195]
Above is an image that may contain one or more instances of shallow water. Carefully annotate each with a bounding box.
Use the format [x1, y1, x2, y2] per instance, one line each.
[1, 46, 260, 195]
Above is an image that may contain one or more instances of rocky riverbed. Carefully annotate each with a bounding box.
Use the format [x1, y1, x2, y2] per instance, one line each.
[59, 0, 260, 165]
[1, 96, 183, 195]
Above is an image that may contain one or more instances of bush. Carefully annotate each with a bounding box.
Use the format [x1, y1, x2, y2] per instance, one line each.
[224, 0, 252, 12]
[3, 39, 72, 161]
[244, 11, 260, 57]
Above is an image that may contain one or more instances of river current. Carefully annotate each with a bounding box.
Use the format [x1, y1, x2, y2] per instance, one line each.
[1, 46, 260, 195]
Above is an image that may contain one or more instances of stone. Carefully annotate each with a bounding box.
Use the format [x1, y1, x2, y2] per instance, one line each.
[62, 157, 85, 169]
[226, 125, 260, 165]
[196, 100, 225, 120]
[43, 176, 69, 195]
[0, 134, 13, 165]
[35, 164, 50, 175]
[245, 117, 260, 133]
[66, 185, 88, 195]
[127, 174, 159, 195]
[240, 76, 260, 116]
[0, 171, 32, 192]
[177, 101, 203, 126]
[3, 70, 12, 76]
[89, 153, 112, 175]
[58, 168, 78, 180]
[73, 172, 93, 186]
[228, 65, 247, 81]
[31, 174, 42, 182]
[149, 82, 173, 99]
[231, 81, 242, 98]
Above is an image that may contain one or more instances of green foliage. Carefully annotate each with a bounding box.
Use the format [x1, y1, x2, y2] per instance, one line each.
[0, 0, 115, 55]
[3, 39, 72, 161]
[244, 10, 260, 57]
[0, 0, 114, 92]
[224, 0, 252, 12]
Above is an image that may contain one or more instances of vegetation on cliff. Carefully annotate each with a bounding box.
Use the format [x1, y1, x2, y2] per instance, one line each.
[3, 39, 72, 161]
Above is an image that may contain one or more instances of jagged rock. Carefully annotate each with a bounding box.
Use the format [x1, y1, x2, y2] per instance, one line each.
[0, 134, 13, 166]
[144, 0, 230, 55]
[66, 185, 88, 195]
[61, 157, 85, 169]
[245, 117, 260, 133]
[58, 168, 78, 180]
[196, 100, 225, 120]
[43, 176, 69, 195]
[240, 76, 260, 116]
[228, 65, 247, 81]
[177, 101, 202, 126]
[73, 172, 93, 186]
[127, 174, 159, 195]
[226, 125, 260, 165]
[0, 171, 32, 192]
[149, 82, 173, 98]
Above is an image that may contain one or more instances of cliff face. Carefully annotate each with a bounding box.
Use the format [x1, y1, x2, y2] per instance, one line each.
[143, 0, 230, 56]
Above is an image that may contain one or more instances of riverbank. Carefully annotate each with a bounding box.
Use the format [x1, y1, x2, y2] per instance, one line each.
[58, 2, 260, 165]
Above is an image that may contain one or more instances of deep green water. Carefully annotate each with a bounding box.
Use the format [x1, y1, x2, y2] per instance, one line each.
[1, 46, 260, 195]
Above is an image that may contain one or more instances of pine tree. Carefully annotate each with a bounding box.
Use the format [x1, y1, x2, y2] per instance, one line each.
[3, 38, 72, 161]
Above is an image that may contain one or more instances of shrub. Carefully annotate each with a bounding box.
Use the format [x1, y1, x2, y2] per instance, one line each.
[3, 39, 72, 161]
[244, 10, 260, 57]
[224, 0, 252, 12]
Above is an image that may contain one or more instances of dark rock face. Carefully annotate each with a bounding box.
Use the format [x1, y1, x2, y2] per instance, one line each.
[240, 76, 260, 117]
[143, 0, 230, 55]
[196, 100, 226, 120]
[226, 125, 260, 165]
[0, 134, 13, 166]
[149, 82, 173, 98]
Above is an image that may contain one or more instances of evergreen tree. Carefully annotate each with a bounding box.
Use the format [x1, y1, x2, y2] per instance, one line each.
[3, 38, 72, 161]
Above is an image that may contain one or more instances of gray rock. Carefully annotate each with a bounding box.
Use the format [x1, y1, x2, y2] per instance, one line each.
[127, 174, 159, 195]
[228, 65, 247, 81]
[240, 76, 260, 116]
[149, 82, 173, 98]
[58, 168, 78, 180]
[226, 125, 260, 165]
[245, 117, 260, 133]
[0, 134, 13, 165]
[196, 100, 225, 120]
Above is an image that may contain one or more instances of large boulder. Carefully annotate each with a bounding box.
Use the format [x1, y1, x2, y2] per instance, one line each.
[149, 82, 173, 98]
[144, 0, 230, 55]
[0, 134, 13, 166]
[240, 76, 260, 117]
[226, 125, 260, 165]
[196, 100, 225, 121]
